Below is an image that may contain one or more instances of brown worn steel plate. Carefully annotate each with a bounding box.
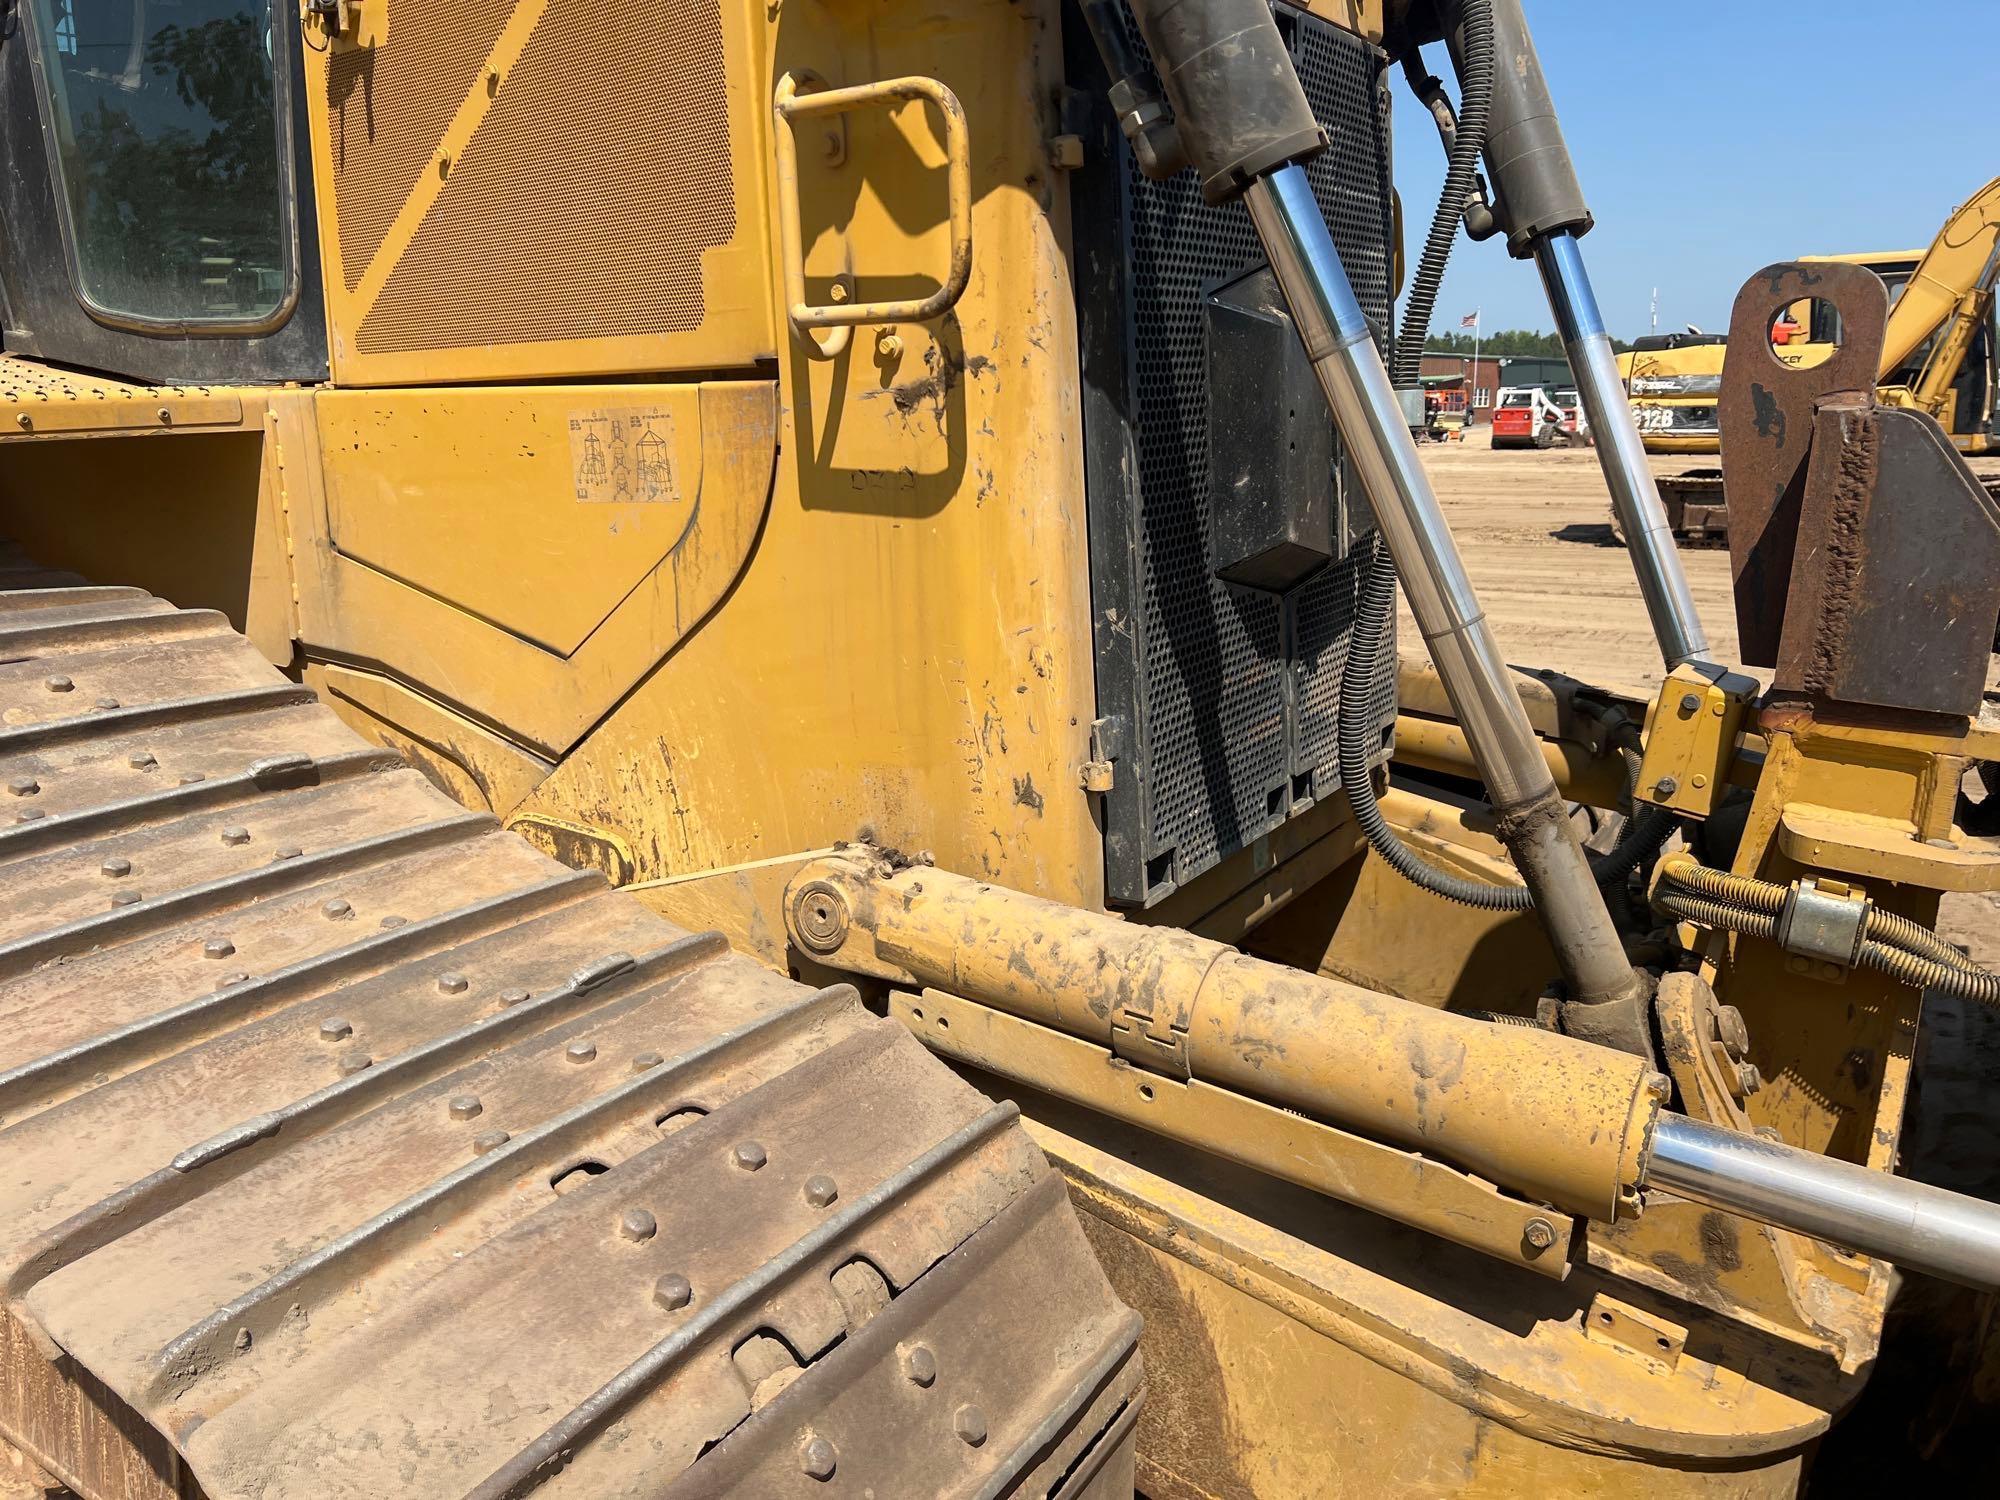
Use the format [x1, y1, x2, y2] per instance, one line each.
[0, 569, 1140, 1499]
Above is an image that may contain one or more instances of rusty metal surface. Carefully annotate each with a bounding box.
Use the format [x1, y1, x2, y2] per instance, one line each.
[0, 585, 1140, 1499]
[1777, 396, 2000, 716]
[1721, 262, 1888, 667]
[1721, 261, 2000, 715]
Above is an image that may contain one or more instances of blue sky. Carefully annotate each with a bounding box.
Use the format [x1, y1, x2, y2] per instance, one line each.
[1397, 3, 1996, 340]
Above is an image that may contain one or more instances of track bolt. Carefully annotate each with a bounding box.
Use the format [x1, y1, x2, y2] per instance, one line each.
[732, 1140, 768, 1172]
[436, 972, 469, 995]
[273, 845, 301, 860]
[44, 675, 72, 693]
[472, 1129, 511, 1155]
[800, 1434, 837, 1481]
[449, 1095, 482, 1120]
[95, 697, 118, 710]
[653, 1272, 693, 1311]
[337, 1051, 373, 1076]
[111, 891, 142, 907]
[101, 856, 132, 878]
[953, 1404, 988, 1446]
[322, 898, 353, 919]
[129, 751, 157, 769]
[499, 986, 530, 1005]
[903, 1344, 938, 1387]
[14, 809, 42, 823]
[618, 1208, 658, 1243]
[319, 1017, 353, 1042]
[566, 1040, 598, 1064]
[633, 1051, 664, 1071]
[7, 778, 38, 796]
[204, 937, 236, 959]
[220, 826, 250, 846]
[181, 773, 207, 785]
[803, 1174, 839, 1208]
[1523, 1217, 1557, 1251]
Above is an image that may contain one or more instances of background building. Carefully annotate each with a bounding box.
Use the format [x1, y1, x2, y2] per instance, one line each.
[1416, 352, 1573, 421]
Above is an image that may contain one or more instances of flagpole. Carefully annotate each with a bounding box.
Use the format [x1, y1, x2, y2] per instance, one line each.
[1470, 309, 1482, 424]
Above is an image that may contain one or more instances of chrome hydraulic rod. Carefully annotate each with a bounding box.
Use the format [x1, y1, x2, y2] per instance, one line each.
[1243, 164, 1642, 1036]
[1648, 1114, 2000, 1291]
[1532, 230, 1710, 666]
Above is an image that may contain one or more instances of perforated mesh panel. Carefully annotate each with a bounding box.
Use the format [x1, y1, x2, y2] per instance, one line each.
[346, 0, 734, 354]
[324, 0, 517, 293]
[1070, 4, 1398, 906]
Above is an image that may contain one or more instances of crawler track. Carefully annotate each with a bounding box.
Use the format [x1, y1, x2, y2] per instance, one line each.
[0, 566, 1140, 1500]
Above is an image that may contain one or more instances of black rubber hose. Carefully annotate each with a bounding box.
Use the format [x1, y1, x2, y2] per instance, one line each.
[1390, 0, 1494, 389]
[1337, 539, 1674, 911]
[1338, 539, 1532, 909]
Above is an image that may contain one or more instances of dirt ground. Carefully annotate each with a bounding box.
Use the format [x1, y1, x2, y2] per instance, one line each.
[1411, 425, 2000, 966]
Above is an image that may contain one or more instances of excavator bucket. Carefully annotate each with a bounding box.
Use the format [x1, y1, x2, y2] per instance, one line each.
[0, 572, 1141, 1498]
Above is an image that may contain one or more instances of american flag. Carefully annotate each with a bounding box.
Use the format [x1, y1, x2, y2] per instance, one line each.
[1460, 310, 1480, 329]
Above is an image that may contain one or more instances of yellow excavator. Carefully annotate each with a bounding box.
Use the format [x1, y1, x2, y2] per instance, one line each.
[1619, 175, 2000, 540]
[2, 2, 2000, 1497]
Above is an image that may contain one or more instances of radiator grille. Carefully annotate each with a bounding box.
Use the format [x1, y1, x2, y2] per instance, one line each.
[347, 0, 735, 354]
[1071, 4, 1398, 906]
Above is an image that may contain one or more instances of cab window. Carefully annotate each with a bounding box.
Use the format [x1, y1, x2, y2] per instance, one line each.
[27, 0, 293, 330]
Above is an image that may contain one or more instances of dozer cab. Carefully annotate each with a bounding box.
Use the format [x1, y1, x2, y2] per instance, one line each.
[1, 1, 1998, 1496]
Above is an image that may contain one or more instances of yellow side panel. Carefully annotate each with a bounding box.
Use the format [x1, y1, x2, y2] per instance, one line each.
[494, 0, 1105, 908]
[318, 387, 704, 655]
[289, 382, 778, 757]
[302, 0, 774, 385]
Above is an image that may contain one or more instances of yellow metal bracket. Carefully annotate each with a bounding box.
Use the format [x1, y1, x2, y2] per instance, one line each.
[893, 986, 1579, 1279]
[772, 71, 973, 346]
[1637, 661, 1757, 818]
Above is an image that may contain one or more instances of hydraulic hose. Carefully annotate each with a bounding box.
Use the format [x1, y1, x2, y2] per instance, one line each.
[1656, 861, 2000, 1007]
[1339, 538, 1677, 912]
[1390, 0, 1493, 389]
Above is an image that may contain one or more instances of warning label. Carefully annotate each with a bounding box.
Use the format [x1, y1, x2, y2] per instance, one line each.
[568, 406, 681, 504]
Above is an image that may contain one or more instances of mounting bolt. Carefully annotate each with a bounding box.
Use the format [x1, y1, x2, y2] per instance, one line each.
[1737, 1061, 1764, 1096]
[876, 329, 903, 361]
[653, 1272, 693, 1311]
[14, 413, 29, 430]
[1523, 1217, 1557, 1252]
[953, 1404, 988, 1447]
[803, 1174, 839, 1208]
[800, 1434, 838, 1481]
[1716, 1004, 1749, 1059]
[1652, 777, 1679, 801]
[1678, 692, 1701, 714]
[1048, 133, 1085, 169]
[903, 1344, 938, 1387]
[448, 1094, 482, 1121]
[618, 1208, 659, 1243]
[732, 1139, 768, 1172]
[792, 880, 850, 954]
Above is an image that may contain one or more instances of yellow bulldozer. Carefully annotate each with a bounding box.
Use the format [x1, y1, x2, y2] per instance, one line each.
[1, 0, 1998, 1496]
